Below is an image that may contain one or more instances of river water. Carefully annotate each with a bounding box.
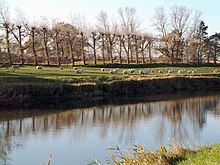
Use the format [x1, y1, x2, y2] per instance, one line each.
[0, 92, 220, 165]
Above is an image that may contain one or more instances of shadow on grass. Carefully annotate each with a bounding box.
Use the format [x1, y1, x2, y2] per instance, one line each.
[0, 72, 65, 84]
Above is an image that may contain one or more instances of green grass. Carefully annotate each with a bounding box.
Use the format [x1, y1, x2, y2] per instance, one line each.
[89, 143, 220, 165]
[0, 64, 219, 85]
[177, 144, 220, 165]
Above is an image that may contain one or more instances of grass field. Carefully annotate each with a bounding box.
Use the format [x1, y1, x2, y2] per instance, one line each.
[0, 64, 219, 85]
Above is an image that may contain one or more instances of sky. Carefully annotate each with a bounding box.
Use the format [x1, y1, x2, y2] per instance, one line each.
[5, 0, 220, 35]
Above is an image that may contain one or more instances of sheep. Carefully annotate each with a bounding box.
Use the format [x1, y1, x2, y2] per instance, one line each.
[188, 70, 192, 74]
[123, 69, 129, 74]
[36, 66, 43, 70]
[73, 67, 77, 70]
[12, 64, 19, 69]
[101, 68, 105, 72]
[214, 69, 218, 73]
[122, 69, 135, 74]
[128, 68, 135, 74]
[158, 70, 164, 74]
[167, 70, 175, 74]
[139, 70, 150, 75]
[59, 66, 64, 70]
[178, 69, 185, 74]
[109, 68, 119, 74]
[188, 70, 196, 74]
[75, 69, 83, 74]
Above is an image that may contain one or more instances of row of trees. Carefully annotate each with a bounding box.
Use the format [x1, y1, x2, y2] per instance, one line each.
[0, 2, 219, 66]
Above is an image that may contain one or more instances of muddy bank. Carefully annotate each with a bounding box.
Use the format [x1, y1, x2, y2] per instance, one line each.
[0, 76, 220, 107]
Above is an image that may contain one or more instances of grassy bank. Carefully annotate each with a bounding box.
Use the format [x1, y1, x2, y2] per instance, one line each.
[0, 64, 220, 106]
[89, 143, 220, 165]
[0, 64, 219, 85]
[1, 76, 220, 106]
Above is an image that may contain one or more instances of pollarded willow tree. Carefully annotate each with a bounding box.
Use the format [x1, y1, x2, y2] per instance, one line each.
[118, 7, 141, 64]
[96, 11, 118, 64]
[0, 1, 13, 65]
[37, 17, 54, 66]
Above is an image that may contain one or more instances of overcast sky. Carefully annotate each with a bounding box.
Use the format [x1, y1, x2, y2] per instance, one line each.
[5, 0, 220, 34]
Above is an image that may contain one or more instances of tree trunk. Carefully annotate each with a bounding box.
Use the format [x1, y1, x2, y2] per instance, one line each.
[110, 44, 113, 64]
[141, 48, 145, 64]
[81, 33, 86, 65]
[43, 32, 50, 66]
[135, 39, 139, 64]
[101, 36, 105, 65]
[6, 27, 12, 65]
[18, 26, 24, 65]
[92, 35, 97, 65]
[67, 33, 75, 66]
[31, 29, 37, 66]
[149, 43, 152, 63]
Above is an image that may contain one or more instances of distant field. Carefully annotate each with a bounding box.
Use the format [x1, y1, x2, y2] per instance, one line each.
[0, 64, 219, 85]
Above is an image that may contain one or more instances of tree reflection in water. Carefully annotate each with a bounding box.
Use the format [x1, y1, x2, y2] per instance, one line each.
[0, 92, 220, 164]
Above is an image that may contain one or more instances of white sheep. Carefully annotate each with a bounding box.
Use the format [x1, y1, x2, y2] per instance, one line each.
[128, 68, 135, 74]
[109, 68, 119, 74]
[75, 69, 83, 74]
[139, 70, 150, 75]
[188, 70, 196, 74]
[188, 70, 192, 74]
[101, 68, 105, 72]
[12, 64, 19, 69]
[123, 69, 129, 74]
[158, 70, 164, 74]
[36, 66, 43, 70]
[73, 67, 77, 70]
[178, 69, 185, 74]
[214, 69, 218, 73]
[167, 70, 175, 74]
[192, 70, 197, 74]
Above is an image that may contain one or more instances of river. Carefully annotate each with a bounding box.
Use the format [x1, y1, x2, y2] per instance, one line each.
[0, 92, 220, 165]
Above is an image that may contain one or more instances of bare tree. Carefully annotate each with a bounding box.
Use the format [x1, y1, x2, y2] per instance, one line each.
[17, 14, 41, 65]
[115, 34, 124, 64]
[70, 14, 89, 65]
[51, 22, 64, 66]
[118, 7, 141, 35]
[38, 17, 51, 65]
[170, 5, 192, 38]
[30, 26, 38, 65]
[96, 11, 118, 64]
[100, 32, 106, 64]
[87, 31, 99, 65]
[0, 1, 12, 65]
[10, 8, 33, 65]
[153, 5, 203, 64]
[9, 24, 27, 65]
[118, 7, 141, 63]
[96, 11, 110, 33]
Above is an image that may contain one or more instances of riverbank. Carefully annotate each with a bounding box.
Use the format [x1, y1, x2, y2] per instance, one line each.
[96, 143, 220, 164]
[1, 76, 220, 107]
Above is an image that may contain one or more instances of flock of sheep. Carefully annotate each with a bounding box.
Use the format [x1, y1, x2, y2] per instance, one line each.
[11, 64, 219, 75]
[107, 68, 199, 75]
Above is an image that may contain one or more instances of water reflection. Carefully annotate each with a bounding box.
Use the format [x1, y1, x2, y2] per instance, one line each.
[0, 92, 220, 164]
